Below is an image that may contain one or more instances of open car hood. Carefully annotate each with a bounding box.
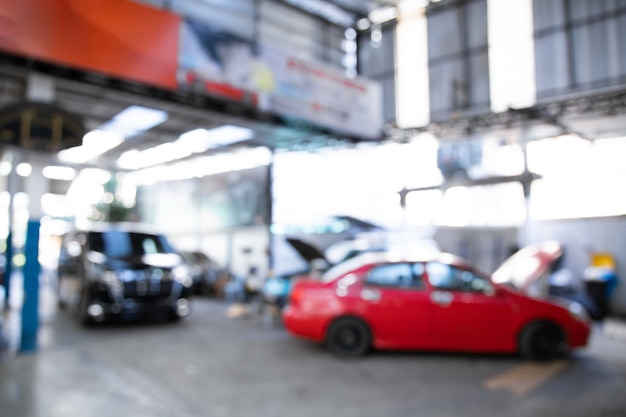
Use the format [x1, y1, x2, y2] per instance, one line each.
[285, 237, 328, 264]
[491, 241, 564, 296]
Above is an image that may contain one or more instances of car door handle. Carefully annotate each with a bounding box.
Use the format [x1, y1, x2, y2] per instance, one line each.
[430, 291, 453, 307]
[360, 288, 381, 302]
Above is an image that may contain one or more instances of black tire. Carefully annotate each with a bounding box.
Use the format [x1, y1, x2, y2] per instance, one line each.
[168, 311, 181, 322]
[326, 317, 371, 357]
[519, 321, 568, 361]
[77, 288, 96, 326]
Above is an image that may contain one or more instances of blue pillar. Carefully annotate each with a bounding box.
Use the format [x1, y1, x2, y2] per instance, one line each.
[20, 219, 40, 353]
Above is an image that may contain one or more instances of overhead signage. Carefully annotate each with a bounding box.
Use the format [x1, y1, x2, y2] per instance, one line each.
[0, 2, 383, 141]
[177, 19, 259, 105]
[261, 45, 383, 140]
[0, 0, 179, 90]
[178, 19, 383, 140]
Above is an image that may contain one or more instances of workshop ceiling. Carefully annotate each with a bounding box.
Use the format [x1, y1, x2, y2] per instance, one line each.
[0, 0, 404, 173]
[0, 55, 372, 172]
[2, 0, 625, 176]
[281, 0, 400, 26]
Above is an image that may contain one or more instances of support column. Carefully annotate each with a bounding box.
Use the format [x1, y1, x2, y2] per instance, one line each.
[20, 219, 40, 353]
[3, 149, 23, 307]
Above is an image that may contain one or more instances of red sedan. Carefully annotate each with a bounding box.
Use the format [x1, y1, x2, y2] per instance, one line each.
[282, 243, 591, 360]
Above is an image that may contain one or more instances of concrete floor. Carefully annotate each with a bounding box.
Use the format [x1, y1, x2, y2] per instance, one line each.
[2, 291, 626, 417]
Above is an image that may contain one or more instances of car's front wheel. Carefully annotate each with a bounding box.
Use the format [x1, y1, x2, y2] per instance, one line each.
[77, 288, 95, 326]
[326, 317, 371, 357]
[519, 321, 568, 361]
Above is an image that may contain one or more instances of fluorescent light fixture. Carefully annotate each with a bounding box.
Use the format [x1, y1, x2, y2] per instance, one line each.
[61, 106, 168, 164]
[78, 168, 112, 185]
[16, 163, 32, 177]
[43, 166, 76, 181]
[177, 125, 254, 152]
[118, 143, 193, 170]
[41, 193, 74, 218]
[356, 18, 371, 30]
[58, 130, 124, 163]
[99, 105, 168, 138]
[125, 147, 272, 185]
[369, 7, 398, 24]
[117, 124, 254, 170]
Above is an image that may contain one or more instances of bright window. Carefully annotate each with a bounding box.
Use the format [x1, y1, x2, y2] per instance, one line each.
[528, 136, 626, 220]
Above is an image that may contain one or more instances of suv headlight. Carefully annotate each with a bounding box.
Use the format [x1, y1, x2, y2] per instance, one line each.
[173, 265, 193, 288]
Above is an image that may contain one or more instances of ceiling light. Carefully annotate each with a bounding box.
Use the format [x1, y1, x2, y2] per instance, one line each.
[117, 143, 193, 170]
[117, 125, 254, 171]
[137, 143, 192, 167]
[58, 130, 123, 164]
[16, 163, 32, 177]
[369, 7, 398, 24]
[77, 168, 112, 185]
[126, 147, 272, 185]
[41, 193, 74, 218]
[99, 105, 168, 138]
[43, 166, 76, 181]
[356, 18, 371, 30]
[177, 125, 255, 152]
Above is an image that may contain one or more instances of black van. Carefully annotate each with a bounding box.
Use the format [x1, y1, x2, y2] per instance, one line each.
[57, 223, 193, 324]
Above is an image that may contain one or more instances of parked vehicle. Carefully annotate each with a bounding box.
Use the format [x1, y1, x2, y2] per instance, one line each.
[283, 242, 591, 360]
[57, 223, 194, 325]
[179, 250, 226, 295]
[493, 241, 602, 320]
[263, 236, 439, 313]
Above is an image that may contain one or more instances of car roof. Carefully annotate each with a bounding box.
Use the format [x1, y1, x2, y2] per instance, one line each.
[67, 221, 166, 236]
[320, 250, 475, 283]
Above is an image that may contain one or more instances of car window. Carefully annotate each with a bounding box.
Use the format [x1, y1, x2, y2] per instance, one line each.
[426, 262, 490, 292]
[89, 231, 172, 257]
[365, 263, 424, 289]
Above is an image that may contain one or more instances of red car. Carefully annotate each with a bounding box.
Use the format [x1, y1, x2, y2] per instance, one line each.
[282, 242, 591, 360]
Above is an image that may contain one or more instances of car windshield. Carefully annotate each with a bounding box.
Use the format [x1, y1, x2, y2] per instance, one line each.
[320, 252, 381, 283]
[89, 230, 173, 258]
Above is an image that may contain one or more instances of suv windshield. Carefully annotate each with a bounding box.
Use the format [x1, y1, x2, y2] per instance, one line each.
[88, 230, 173, 258]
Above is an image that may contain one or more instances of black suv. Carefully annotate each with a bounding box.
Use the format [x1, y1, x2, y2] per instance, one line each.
[57, 224, 193, 324]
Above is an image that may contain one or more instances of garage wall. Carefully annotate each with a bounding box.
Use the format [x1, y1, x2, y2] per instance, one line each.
[433, 226, 518, 274]
[434, 219, 626, 316]
[526, 216, 626, 316]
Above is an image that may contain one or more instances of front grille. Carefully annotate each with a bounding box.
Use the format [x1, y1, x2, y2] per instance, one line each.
[122, 270, 174, 299]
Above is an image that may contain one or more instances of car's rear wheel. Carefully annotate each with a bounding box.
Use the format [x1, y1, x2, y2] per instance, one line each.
[519, 321, 568, 361]
[326, 317, 371, 357]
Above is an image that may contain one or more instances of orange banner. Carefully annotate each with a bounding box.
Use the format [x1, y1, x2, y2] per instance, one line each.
[0, 0, 180, 90]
